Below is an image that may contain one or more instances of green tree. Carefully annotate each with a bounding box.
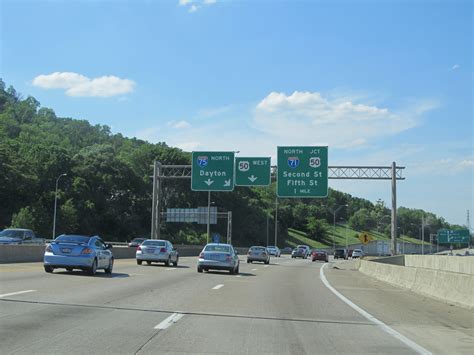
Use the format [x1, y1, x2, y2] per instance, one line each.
[306, 217, 330, 242]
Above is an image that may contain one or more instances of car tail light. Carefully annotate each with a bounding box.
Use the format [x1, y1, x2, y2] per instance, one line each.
[81, 248, 93, 254]
[160, 247, 166, 253]
[137, 246, 142, 251]
[45, 245, 52, 252]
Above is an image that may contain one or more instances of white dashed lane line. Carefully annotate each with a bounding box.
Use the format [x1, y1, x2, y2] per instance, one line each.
[0, 290, 36, 298]
[154, 313, 184, 330]
[212, 284, 224, 290]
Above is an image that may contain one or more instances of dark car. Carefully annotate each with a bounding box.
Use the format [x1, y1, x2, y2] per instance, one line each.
[291, 247, 307, 259]
[347, 249, 354, 258]
[128, 238, 146, 247]
[311, 250, 329, 262]
[334, 248, 348, 260]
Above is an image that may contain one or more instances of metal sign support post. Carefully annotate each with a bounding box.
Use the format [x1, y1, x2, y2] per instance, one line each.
[421, 215, 425, 255]
[274, 197, 278, 246]
[226, 211, 232, 244]
[207, 191, 211, 244]
[391, 162, 397, 256]
[151, 161, 162, 240]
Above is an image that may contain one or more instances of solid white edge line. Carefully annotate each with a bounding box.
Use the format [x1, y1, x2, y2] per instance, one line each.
[154, 313, 184, 330]
[0, 290, 36, 298]
[320, 264, 431, 355]
[212, 284, 224, 290]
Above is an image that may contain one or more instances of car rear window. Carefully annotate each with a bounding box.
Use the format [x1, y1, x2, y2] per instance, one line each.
[55, 235, 91, 244]
[204, 245, 230, 253]
[142, 240, 166, 246]
[251, 247, 266, 251]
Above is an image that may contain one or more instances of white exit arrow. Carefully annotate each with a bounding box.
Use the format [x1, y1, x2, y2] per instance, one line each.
[223, 179, 231, 187]
[204, 179, 214, 186]
[248, 175, 258, 183]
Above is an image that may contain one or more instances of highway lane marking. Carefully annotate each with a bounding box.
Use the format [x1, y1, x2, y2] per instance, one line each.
[0, 290, 36, 298]
[320, 264, 432, 355]
[264, 265, 269, 268]
[235, 275, 242, 278]
[251, 268, 257, 271]
[212, 284, 224, 290]
[154, 313, 184, 330]
[166, 268, 175, 271]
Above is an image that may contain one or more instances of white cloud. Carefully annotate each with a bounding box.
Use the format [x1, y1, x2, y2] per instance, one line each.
[178, 0, 216, 13]
[451, 64, 460, 70]
[32, 72, 135, 97]
[253, 91, 434, 149]
[409, 157, 474, 176]
[168, 120, 192, 129]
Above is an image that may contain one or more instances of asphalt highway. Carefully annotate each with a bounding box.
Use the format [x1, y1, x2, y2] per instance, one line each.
[0, 256, 472, 354]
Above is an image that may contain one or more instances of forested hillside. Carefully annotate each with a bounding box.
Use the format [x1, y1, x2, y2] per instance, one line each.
[0, 80, 458, 245]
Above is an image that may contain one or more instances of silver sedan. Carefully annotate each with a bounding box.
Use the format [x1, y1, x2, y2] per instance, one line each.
[197, 243, 239, 274]
[247, 246, 270, 264]
[136, 239, 179, 266]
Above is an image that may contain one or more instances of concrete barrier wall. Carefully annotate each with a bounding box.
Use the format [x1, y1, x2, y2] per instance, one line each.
[405, 255, 474, 275]
[359, 259, 474, 309]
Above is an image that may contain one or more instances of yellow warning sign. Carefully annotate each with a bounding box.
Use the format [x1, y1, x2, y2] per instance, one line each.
[359, 232, 373, 244]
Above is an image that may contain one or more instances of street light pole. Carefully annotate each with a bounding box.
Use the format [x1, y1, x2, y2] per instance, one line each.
[52, 173, 67, 240]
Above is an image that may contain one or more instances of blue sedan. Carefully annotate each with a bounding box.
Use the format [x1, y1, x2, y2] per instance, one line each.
[44, 235, 114, 275]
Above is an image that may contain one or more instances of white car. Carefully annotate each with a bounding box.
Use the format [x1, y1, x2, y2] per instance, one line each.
[352, 249, 364, 258]
[136, 239, 179, 266]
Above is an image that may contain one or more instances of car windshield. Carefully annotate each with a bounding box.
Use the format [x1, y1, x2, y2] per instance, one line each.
[132, 238, 145, 242]
[141, 240, 166, 246]
[204, 245, 230, 253]
[267, 246, 276, 249]
[0, 230, 23, 238]
[54, 235, 90, 244]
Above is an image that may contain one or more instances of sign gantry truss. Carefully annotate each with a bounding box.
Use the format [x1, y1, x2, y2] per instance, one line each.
[152, 161, 404, 256]
[157, 165, 405, 180]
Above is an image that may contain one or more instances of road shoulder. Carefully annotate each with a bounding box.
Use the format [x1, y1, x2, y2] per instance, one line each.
[323, 260, 474, 355]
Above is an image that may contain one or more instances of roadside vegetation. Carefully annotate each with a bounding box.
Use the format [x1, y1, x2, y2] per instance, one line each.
[0, 81, 464, 247]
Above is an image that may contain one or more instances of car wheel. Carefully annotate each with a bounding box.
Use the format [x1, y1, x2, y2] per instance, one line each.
[105, 258, 114, 274]
[146, 261, 152, 265]
[137, 260, 142, 265]
[165, 257, 170, 267]
[44, 265, 53, 273]
[88, 259, 97, 276]
[247, 259, 250, 263]
[173, 256, 179, 267]
[197, 266, 203, 273]
[265, 260, 269, 264]
[66, 267, 73, 272]
[235, 265, 239, 274]
[229, 267, 235, 275]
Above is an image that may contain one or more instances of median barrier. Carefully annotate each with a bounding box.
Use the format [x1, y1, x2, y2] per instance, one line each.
[405, 255, 473, 275]
[359, 258, 474, 309]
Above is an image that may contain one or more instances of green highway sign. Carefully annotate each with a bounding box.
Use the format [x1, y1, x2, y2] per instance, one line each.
[235, 157, 271, 186]
[277, 146, 328, 198]
[437, 229, 470, 244]
[191, 151, 235, 191]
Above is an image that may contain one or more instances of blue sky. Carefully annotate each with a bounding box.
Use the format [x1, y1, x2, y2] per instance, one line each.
[1, 0, 472, 226]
